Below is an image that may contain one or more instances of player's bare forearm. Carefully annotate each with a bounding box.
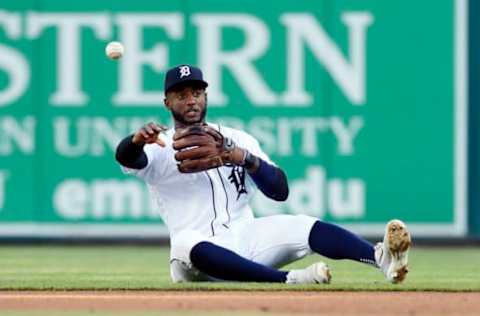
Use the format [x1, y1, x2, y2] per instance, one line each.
[229, 148, 259, 173]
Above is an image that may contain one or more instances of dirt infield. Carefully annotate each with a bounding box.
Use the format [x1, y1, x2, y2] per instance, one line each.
[1, 291, 479, 315]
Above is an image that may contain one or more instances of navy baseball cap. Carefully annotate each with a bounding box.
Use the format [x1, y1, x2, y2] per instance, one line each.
[164, 64, 208, 94]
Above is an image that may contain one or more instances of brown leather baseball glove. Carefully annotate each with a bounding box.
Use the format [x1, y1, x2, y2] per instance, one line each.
[172, 123, 239, 173]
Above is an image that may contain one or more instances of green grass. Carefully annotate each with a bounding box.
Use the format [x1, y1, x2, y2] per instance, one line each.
[0, 246, 479, 291]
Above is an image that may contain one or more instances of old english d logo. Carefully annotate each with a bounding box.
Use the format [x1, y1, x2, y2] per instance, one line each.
[179, 65, 191, 78]
[228, 166, 247, 200]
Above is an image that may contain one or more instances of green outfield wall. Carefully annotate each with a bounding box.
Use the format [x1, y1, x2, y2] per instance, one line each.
[0, 0, 469, 237]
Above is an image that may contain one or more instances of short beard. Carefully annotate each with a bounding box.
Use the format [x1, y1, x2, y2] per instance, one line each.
[171, 106, 207, 125]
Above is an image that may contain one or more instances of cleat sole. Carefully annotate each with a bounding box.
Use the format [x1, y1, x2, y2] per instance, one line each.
[386, 219, 411, 283]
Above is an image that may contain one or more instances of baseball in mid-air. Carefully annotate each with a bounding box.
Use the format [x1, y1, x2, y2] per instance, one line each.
[105, 41, 124, 59]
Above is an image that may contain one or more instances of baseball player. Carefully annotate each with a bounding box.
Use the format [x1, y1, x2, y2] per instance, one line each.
[115, 64, 411, 284]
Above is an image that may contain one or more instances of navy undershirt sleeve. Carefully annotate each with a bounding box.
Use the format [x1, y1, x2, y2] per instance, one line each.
[249, 159, 289, 201]
[115, 134, 148, 169]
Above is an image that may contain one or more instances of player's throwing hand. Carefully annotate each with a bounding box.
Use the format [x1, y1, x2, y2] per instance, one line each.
[132, 122, 168, 147]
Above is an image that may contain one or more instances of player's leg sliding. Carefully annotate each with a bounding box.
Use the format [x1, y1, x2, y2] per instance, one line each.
[189, 219, 410, 284]
[374, 219, 411, 283]
[190, 241, 287, 282]
[190, 241, 330, 284]
[308, 220, 377, 265]
[308, 219, 411, 283]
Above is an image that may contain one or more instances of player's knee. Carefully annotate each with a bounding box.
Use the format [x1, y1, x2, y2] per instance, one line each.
[287, 214, 318, 245]
[293, 214, 318, 231]
[170, 229, 207, 265]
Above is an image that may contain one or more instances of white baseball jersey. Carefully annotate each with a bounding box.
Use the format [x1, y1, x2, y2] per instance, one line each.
[122, 123, 274, 239]
[122, 122, 318, 282]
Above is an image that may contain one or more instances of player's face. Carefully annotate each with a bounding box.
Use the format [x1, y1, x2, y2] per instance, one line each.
[164, 84, 207, 126]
